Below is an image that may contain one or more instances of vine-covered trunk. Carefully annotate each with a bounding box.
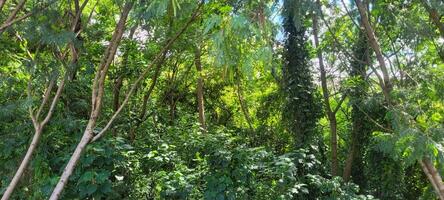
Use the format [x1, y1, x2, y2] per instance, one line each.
[343, 29, 369, 183]
[282, 0, 321, 147]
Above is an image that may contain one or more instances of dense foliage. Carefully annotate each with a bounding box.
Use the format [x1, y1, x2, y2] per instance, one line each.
[1, 0, 444, 199]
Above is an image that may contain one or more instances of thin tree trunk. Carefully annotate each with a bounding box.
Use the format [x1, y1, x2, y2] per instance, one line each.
[128, 52, 165, 142]
[0, 0, 55, 34]
[356, 0, 444, 198]
[49, 3, 133, 199]
[112, 75, 123, 136]
[235, 71, 253, 131]
[355, 0, 391, 102]
[312, 1, 338, 176]
[139, 53, 165, 121]
[67, 0, 88, 81]
[2, 0, 26, 24]
[112, 22, 137, 112]
[420, 0, 444, 63]
[194, 46, 206, 130]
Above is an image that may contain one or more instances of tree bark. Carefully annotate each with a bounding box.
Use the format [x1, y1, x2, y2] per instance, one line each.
[343, 143, 355, 181]
[312, 3, 338, 176]
[49, 123, 95, 200]
[194, 46, 206, 131]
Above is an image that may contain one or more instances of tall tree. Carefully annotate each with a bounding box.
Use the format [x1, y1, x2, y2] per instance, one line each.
[282, 0, 321, 146]
[312, 0, 339, 176]
[355, 0, 444, 198]
[48, 3, 133, 198]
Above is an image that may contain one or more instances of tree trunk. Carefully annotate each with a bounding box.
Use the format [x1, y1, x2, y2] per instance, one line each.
[342, 30, 369, 183]
[90, 1, 203, 142]
[112, 75, 123, 136]
[128, 58, 164, 142]
[312, 2, 338, 176]
[1, 5, 83, 195]
[2, 75, 66, 200]
[194, 46, 206, 131]
[139, 53, 165, 120]
[355, 0, 392, 101]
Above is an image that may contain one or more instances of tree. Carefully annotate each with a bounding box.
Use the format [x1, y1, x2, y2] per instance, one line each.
[312, 0, 340, 176]
[282, 0, 321, 147]
[355, 0, 444, 198]
[48, 3, 133, 198]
